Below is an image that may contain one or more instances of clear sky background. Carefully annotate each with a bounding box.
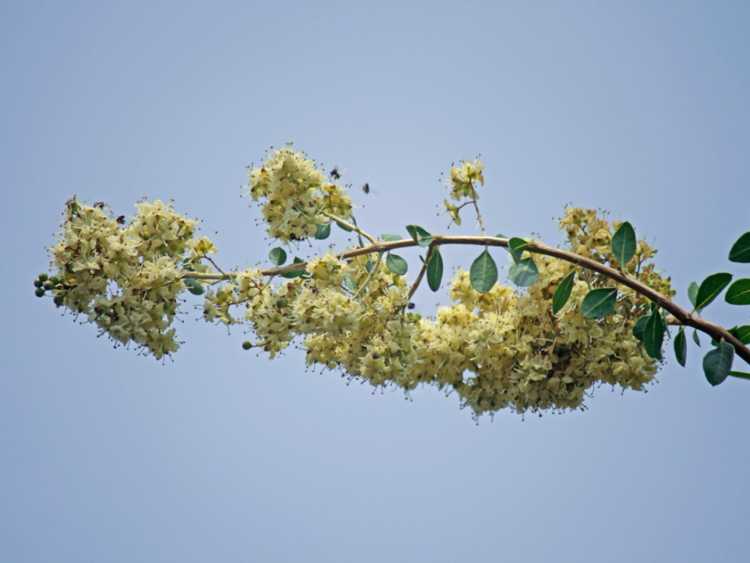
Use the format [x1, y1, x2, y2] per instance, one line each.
[2, 1, 749, 562]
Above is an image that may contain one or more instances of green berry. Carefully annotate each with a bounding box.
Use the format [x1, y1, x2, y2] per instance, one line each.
[43, 281, 54, 290]
[35, 288, 46, 298]
[39, 273, 48, 282]
[34, 279, 43, 288]
[242, 341, 253, 350]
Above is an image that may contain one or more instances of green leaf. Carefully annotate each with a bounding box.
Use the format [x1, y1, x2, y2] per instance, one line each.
[552, 271, 576, 315]
[611, 222, 636, 266]
[185, 279, 205, 296]
[729, 325, 750, 344]
[674, 327, 687, 367]
[406, 225, 432, 247]
[386, 253, 408, 276]
[508, 257, 539, 287]
[633, 315, 650, 342]
[644, 309, 666, 360]
[342, 275, 357, 293]
[688, 282, 699, 308]
[507, 237, 527, 263]
[695, 272, 732, 310]
[581, 288, 618, 319]
[729, 232, 750, 263]
[314, 223, 331, 240]
[268, 247, 287, 266]
[426, 248, 443, 292]
[703, 340, 735, 386]
[729, 370, 750, 381]
[280, 257, 307, 279]
[692, 329, 701, 347]
[470, 250, 498, 293]
[380, 234, 402, 242]
[725, 279, 750, 305]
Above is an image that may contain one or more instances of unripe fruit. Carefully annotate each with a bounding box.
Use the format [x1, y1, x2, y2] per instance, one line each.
[242, 341, 252, 350]
[39, 273, 48, 282]
[35, 288, 46, 297]
[43, 281, 54, 290]
[34, 279, 43, 288]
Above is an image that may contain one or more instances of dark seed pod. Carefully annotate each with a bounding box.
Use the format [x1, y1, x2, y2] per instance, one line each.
[242, 341, 253, 350]
[39, 273, 49, 282]
[34, 279, 43, 288]
[407, 302, 416, 310]
[43, 281, 54, 290]
[53, 295, 64, 307]
[35, 288, 46, 298]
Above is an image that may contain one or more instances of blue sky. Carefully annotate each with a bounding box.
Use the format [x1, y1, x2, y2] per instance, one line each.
[2, 2, 749, 562]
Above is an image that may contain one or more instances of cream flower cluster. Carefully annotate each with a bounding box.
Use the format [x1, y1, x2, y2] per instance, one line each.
[46, 199, 215, 359]
[249, 148, 353, 242]
[200, 208, 672, 415]
[444, 159, 484, 225]
[42, 191, 673, 415]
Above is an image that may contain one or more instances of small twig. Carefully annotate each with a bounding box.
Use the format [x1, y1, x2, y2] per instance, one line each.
[354, 252, 383, 299]
[201, 255, 227, 276]
[322, 211, 377, 244]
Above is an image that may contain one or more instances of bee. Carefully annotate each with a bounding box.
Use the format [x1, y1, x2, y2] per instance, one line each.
[116, 215, 126, 225]
[329, 167, 341, 180]
[361, 182, 370, 194]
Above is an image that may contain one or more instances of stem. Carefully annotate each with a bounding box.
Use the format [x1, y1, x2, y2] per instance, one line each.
[322, 211, 377, 244]
[182, 234, 750, 365]
[354, 252, 383, 299]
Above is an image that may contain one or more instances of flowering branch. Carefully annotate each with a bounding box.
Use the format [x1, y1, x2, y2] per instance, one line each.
[184, 234, 750, 365]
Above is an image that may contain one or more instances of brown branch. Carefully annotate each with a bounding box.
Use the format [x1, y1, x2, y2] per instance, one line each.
[182, 234, 750, 365]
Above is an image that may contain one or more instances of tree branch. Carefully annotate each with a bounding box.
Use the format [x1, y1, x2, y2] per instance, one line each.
[182, 234, 750, 365]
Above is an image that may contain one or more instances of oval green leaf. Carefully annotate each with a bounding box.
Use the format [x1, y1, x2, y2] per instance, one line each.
[341, 275, 357, 293]
[692, 329, 701, 347]
[508, 257, 539, 287]
[386, 253, 408, 276]
[644, 310, 666, 360]
[552, 271, 576, 315]
[633, 315, 649, 342]
[406, 225, 432, 247]
[185, 279, 205, 296]
[703, 340, 735, 386]
[695, 272, 733, 310]
[674, 327, 687, 367]
[611, 222, 636, 266]
[470, 250, 498, 293]
[507, 237, 527, 263]
[725, 279, 750, 305]
[729, 232, 750, 263]
[687, 281, 699, 308]
[581, 288, 618, 319]
[280, 257, 307, 279]
[729, 325, 750, 344]
[426, 248, 443, 292]
[314, 223, 331, 240]
[269, 247, 287, 266]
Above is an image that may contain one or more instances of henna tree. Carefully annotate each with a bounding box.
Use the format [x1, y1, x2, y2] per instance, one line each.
[34, 147, 750, 416]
